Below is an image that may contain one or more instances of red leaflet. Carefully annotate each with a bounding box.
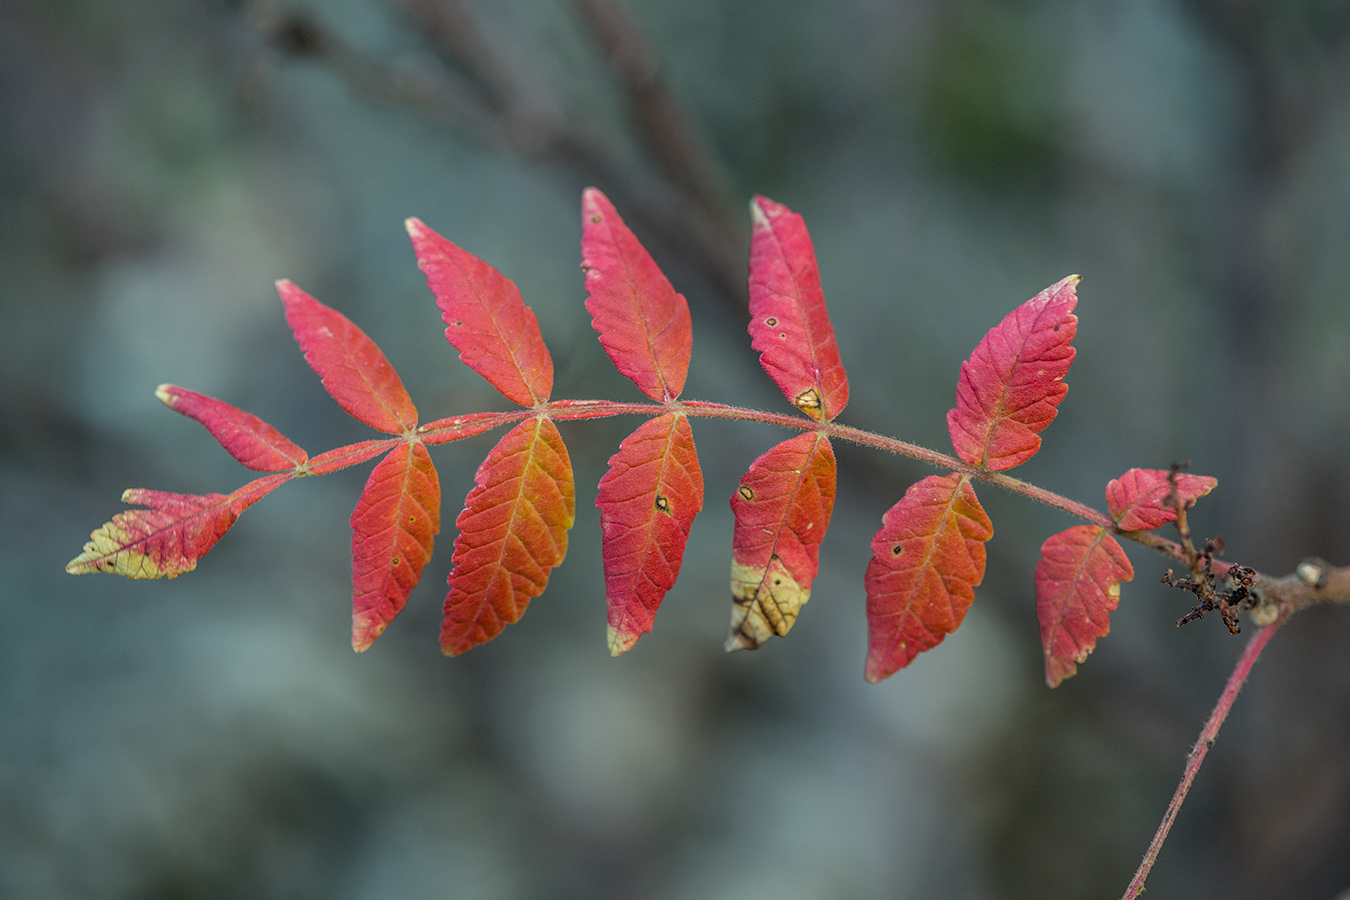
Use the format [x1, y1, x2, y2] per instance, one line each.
[1106, 468, 1219, 531]
[946, 275, 1078, 470]
[747, 196, 849, 421]
[726, 432, 837, 650]
[581, 188, 692, 401]
[406, 217, 553, 407]
[278, 279, 419, 434]
[65, 474, 290, 579]
[441, 418, 575, 655]
[350, 442, 442, 652]
[865, 473, 993, 682]
[307, 440, 396, 476]
[1037, 526, 1134, 687]
[156, 384, 307, 472]
[418, 412, 513, 445]
[596, 413, 704, 654]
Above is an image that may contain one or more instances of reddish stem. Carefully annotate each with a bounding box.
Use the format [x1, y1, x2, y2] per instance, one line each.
[1120, 608, 1288, 899]
[411, 397, 1192, 562]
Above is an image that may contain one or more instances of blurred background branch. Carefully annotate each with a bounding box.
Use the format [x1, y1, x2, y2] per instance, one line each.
[247, 0, 749, 316]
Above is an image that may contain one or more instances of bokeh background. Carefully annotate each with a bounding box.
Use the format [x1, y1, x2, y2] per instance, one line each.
[3, 0, 1349, 897]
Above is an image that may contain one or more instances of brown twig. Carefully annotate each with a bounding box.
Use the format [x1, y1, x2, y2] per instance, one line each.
[572, 0, 737, 231]
[244, 0, 749, 316]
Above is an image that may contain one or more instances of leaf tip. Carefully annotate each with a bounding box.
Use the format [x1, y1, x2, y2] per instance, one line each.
[155, 384, 175, 406]
[748, 194, 779, 228]
[405, 217, 427, 240]
[607, 625, 637, 657]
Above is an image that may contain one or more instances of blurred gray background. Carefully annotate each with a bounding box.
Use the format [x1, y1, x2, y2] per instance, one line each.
[3, 0, 1349, 897]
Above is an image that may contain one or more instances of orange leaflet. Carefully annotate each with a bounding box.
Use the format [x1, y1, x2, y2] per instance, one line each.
[581, 188, 692, 402]
[596, 413, 704, 655]
[1036, 526, 1134, 687]
[65, 474, 290, 579]
[277, 279, 419, 434]
[946, 275, 1078, 471]
[156, 384, 307, 472]
[441, 418, 575, 655]
[747, 196, 849, 421]
[726, 432, 837, 651]
[350, 442, 442, 652]
[406, 217, 553, 407]
[864, 473, 992, 682]
[1106, 468, 1218, 531]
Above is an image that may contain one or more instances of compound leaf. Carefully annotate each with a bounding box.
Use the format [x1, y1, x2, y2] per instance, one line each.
[1106, 468, 1218, 531]
[1036, 526, 1134, 687]
[582, 188, 692, 401]
[407, 217, 553, 407]
[946, 275, 1078, 470]
[727, 432, 837, 651]
[156, 384, 307, 472]
[596, 413, 704, 655]
[278, 279, 418, 434]
[865, 473, 992, 682]
[350, 441, 441, 652]
[441, 418, 575, 655]
[65, 474, 290, 579]
[747, 196, 849, 421]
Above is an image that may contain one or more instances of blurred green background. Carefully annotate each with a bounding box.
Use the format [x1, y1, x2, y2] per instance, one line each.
[3, 0, 1349, 897]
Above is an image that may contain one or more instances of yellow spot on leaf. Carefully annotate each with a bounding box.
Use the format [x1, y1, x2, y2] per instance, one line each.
[725, 556, 809, 651]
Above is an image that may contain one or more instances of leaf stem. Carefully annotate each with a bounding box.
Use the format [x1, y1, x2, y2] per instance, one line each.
[542, 399, 1183, 554]
[411, 398, 1196, 564]
[1119, 608, 1288, 900]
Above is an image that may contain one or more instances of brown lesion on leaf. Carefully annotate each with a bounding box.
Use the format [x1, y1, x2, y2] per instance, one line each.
[654, 493, 671, 513]
[765, 316, 778, 326]
[737, 485, 754, 501]
[794, 388, 822, 412]
[590, 213, 603, 223]
[725, 554, 809, 651]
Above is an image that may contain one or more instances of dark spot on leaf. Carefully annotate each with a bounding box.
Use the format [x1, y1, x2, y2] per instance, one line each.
[590, 214, 603, 224]
[892, 544, 902, 555]
[654, 494, 671, 513]
[738, 486, 754, 501]
[391, 556, 400, 566]
[765, 317, 778, 326]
